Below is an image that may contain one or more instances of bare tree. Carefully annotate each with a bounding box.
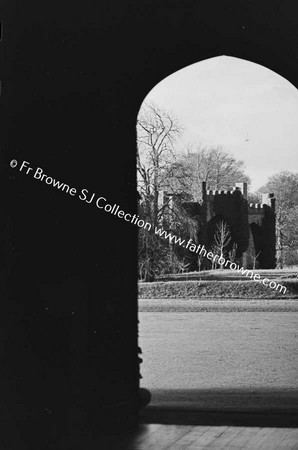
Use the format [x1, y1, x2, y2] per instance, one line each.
[211, 220, 231, 269]
[167, 146, 250, 202]
[247, 250, 261, 270]
[197, 253, 204, 272]
[137, 102, 183, 228]
[137, 102, 198, 280]
[177, 258, 191, 274]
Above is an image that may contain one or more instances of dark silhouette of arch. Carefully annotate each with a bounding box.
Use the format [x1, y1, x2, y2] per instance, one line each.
[2, 1, 298, 444]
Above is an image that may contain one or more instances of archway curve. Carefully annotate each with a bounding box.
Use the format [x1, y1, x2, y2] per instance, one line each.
[136, 52, 298, 412]
[138, 54, 298, 115]
[136, 54, 298, 196]
[135, 52, 298, 128]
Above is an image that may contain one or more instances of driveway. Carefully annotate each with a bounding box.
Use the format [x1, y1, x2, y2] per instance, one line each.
[139, 309, 298, 411]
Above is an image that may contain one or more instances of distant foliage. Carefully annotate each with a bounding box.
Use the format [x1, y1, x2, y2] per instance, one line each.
[259, 171, 298, 268]
[137, 102, 198, 280]
[247, 192, 261, 204]
[166, 146, 251, 202]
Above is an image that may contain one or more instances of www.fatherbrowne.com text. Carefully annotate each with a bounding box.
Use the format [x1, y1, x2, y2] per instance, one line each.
[12, 159, 287, 294]
[154, 227, 287, 294]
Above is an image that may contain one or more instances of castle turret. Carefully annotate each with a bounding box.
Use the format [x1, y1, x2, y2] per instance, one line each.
[234, 182, 248, 199]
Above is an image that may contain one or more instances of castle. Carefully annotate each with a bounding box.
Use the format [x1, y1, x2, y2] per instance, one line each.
[161, 182, 276, 270]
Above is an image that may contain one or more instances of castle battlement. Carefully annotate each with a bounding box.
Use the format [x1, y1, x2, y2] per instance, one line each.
[156, 181, 276, 270]
[205, 182, 248, 200]
[248, 204, 266, 213]
[207, 190, 233, 196]
[249, 203, 265, 209]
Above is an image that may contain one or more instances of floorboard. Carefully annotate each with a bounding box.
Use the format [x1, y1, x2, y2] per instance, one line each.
[129, 424, 193, 450]
[127, 424, 298, 449]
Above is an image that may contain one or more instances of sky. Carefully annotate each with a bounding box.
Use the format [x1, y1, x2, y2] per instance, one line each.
[141, 56, 298, 191]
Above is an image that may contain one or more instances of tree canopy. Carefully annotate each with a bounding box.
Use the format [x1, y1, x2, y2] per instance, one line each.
[259, 171, 298, 267]
[165, 146, 250, 202]
[136, 102, 257, 279]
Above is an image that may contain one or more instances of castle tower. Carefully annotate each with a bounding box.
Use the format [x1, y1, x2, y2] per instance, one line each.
[246, 192, 275, 268]
[161, 181, 276, 270]
[233, 182, 248, 199]
[202, 181, 275, 269]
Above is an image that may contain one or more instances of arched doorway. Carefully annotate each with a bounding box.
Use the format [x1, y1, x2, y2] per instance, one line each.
[137, 55, 298, 415]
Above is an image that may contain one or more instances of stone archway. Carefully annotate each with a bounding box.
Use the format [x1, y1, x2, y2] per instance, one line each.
[136, 51, 298, 416]
[3, 1, 298, 443]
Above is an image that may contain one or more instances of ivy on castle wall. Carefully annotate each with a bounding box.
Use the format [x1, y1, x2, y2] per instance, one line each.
[181, 190, 275, 270]
[180, 202, 204, 271]
[259, 206, 276, 268]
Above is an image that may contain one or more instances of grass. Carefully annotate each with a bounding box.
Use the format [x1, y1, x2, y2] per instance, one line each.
[156, 268, 298, 282]
[139, 269, 298, 299]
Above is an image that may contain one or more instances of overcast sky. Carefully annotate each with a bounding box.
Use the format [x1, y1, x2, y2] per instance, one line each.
[142, 56, 298, 191]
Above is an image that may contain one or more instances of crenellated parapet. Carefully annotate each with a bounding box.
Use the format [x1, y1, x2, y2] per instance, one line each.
[158, 181, 276, 269]
[248, 193, 275, 216]
[207, 189, 233, 196]
[249, 203, 265, 208]
[204, 182, 248, 199]
[248, 203, 267, 212]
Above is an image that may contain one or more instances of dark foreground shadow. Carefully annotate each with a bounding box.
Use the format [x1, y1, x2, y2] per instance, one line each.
[140, 388, 298, 428]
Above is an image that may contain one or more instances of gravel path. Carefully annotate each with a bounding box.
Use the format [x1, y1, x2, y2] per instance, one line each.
[139, 311, 298, 410]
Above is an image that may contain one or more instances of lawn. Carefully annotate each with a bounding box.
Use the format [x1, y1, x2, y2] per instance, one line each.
[156, 267, 298, 282]
[138, 269, 298, 299]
